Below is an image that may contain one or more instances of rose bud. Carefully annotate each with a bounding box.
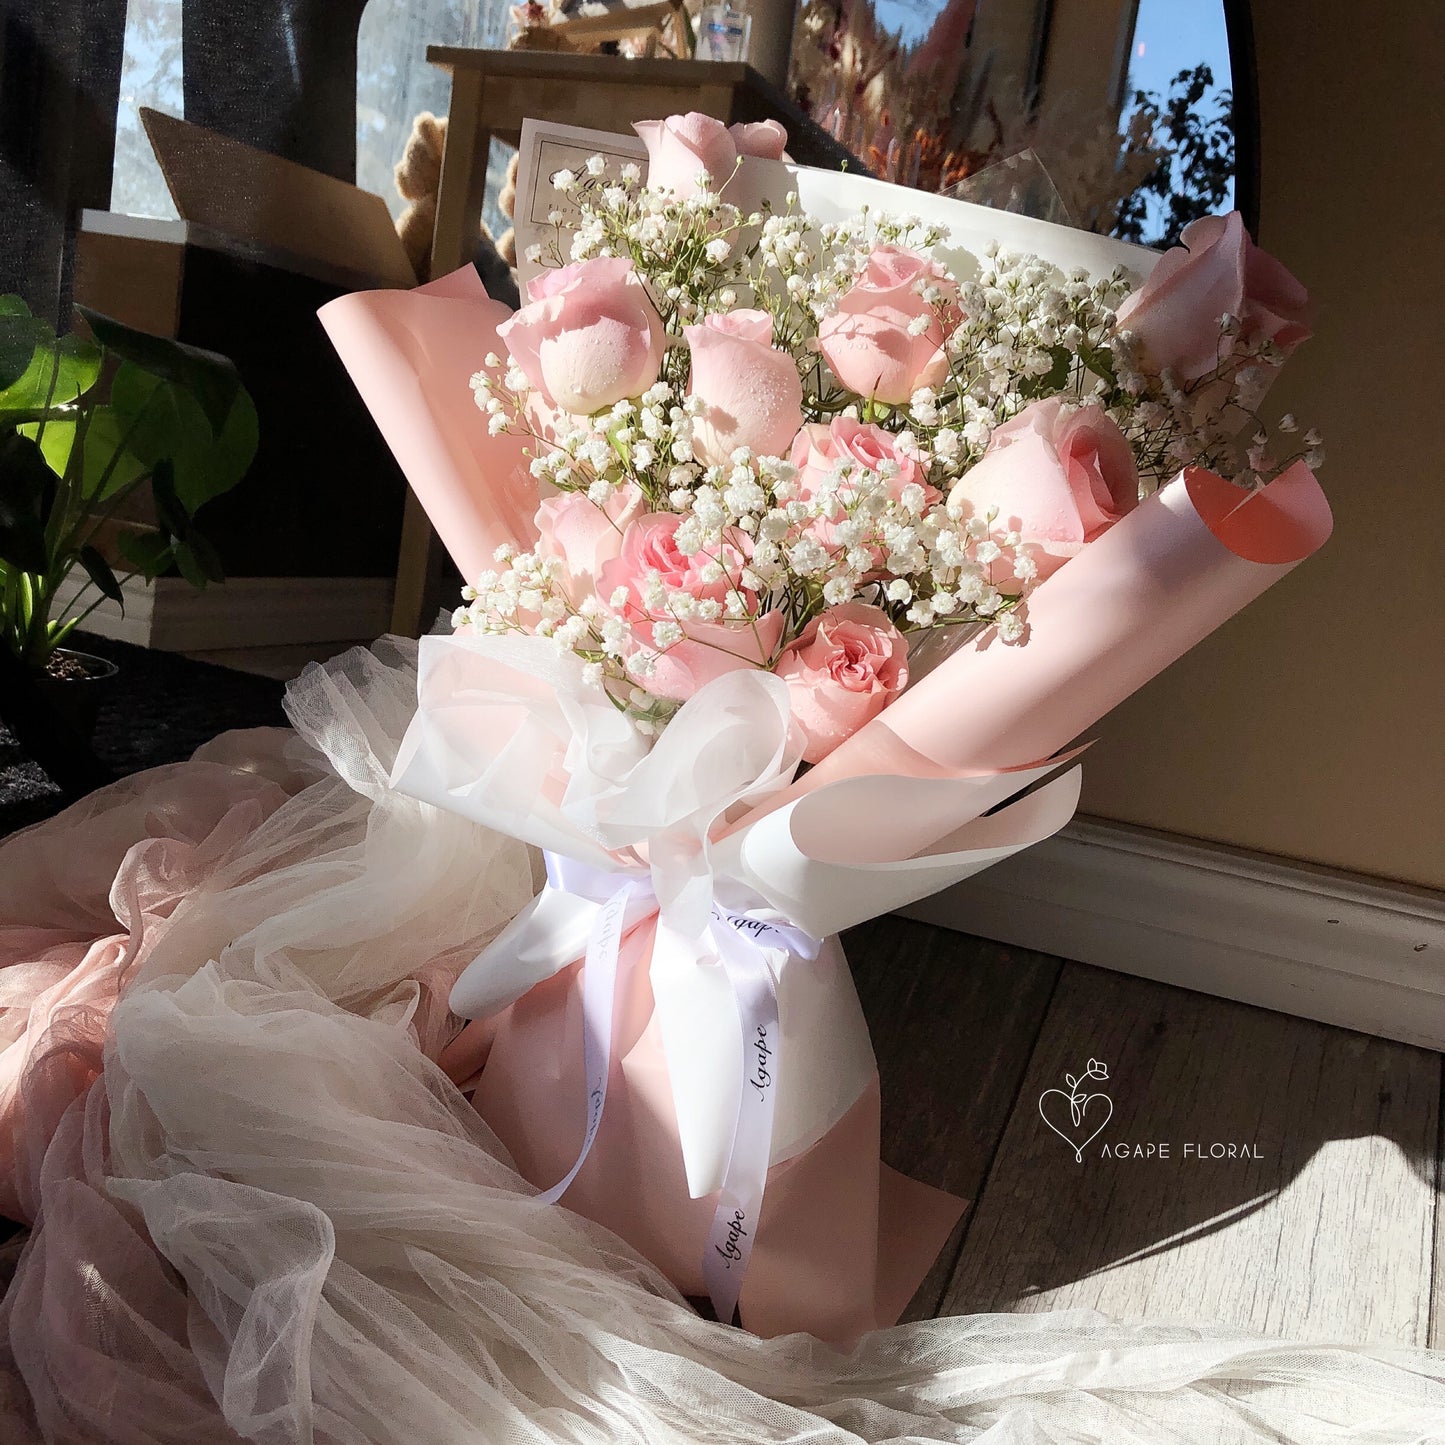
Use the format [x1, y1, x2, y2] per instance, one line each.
[634, 113, 739, 199]
[1113, 211, 1311, 384]
[684, 310, 804, 467]
[534, 483, 646, 604]
[728, 118, 789, 160]
[790, 418, 940, 557]
[597, 511, 783, 701]
[817, 246, 958, 404]
[497, 258, 665, 415]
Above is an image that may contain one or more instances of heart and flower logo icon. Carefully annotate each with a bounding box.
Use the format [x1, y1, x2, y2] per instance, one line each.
[1038, 1058, 1112, 1162]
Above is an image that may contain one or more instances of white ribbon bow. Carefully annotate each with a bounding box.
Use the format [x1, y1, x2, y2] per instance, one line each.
[391, 628, 1082, 1246]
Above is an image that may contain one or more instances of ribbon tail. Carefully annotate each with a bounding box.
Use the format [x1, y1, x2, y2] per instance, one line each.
[534, 883, 636, 1205]
[701, 919, 782, 1326]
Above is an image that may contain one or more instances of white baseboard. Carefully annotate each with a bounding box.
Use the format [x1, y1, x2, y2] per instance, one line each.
[53, 575, 393, 652]
[904, 818, 1445, 1051]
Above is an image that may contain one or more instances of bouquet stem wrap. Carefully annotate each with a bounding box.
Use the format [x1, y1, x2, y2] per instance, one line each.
[390, 639, 1081, 1338]
[318, 269, 538, 582]
[526, 850, 820, 1325]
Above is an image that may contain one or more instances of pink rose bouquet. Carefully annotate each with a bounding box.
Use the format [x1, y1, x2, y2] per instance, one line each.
[323, 110, 1330, 1346]
[468, 117, 1321, 745]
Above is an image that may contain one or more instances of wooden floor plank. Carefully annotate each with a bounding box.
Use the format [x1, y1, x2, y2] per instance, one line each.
[940, 960, 1440, 1345]
[844, 916, 1061, 1319]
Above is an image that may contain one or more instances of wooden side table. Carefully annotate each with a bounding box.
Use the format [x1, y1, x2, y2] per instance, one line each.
[390, 49, 858, 636]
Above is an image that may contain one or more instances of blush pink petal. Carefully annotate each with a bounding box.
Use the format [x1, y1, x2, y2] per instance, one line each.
[774, 603, 907, 762]
[728, 119, 789, 160]
[948, 398, 1139, 581]
[498, 259, 664, 414]
[1056, 406, 1140, 536]
[790, 419, 938, 558]
[1114, 211, 1311, 383]
[685, 312, 804, 465]
[701, 308, 774, 344]
[535, 485, 646, 603]
[952, 430, 1088, 550]
[527, 256, 633, 302]
[635, 113, 739, 199]
[816, 248, 956, 405]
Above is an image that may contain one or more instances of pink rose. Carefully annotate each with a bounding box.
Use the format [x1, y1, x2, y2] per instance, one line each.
[790, 417, 937, 501]
[1113, 211, 1311, 383]
[790, 418, 940, 555]
[534, 483, 645, 603]
[497, 258, 664, 415]
[774, 603, 908, 763]
[643, 612, 785, 701]
[728, 119, 789, 160]
[600, 510, 740, 611]
[947, 397, 1139, 581]
[817, 246, 958, 404]
[634, 113, 738, 199]
[633, 115, 790, 199]
[597, 511, 782, 700]
[685, 310, 804, 466]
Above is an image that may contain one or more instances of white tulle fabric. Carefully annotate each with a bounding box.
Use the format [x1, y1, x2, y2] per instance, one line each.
[1, 639, 1442, 1444]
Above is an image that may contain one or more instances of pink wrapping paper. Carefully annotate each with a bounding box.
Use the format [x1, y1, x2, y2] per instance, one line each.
[318, 268, 539, 584]
[743, 462, 1332, 818]
[469, 918, 962, 1345]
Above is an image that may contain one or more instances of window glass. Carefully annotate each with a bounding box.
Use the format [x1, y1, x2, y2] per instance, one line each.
[112, 0, 184, 221]
[791, 0, 1237, 247]
[357, 0, 514, 236]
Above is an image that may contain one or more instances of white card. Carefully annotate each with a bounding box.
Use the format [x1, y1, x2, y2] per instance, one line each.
[514, 118, 649, 292]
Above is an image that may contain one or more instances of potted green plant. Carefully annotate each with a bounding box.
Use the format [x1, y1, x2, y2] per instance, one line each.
[0, 296, 258, 741]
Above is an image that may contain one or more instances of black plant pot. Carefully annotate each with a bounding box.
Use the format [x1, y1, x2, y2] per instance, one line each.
[33, 648, 120, 742]
[0, 647, 113, 797]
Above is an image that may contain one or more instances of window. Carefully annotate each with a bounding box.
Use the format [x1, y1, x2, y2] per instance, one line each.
[357, 0, 513, 235]
[111, 0, 184, 220]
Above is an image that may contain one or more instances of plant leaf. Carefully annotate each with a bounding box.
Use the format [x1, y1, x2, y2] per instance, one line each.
[181, 384, 258, 511]
[171, 540, 208, 588]
[16, 416, 77, 479]
[0, 331, 101, 415]
[79, 544, 124, 603]
[116, 529, 173, 580]
[180, 528, 224, 583]
[108, 362, 259, 513]
[18, 406, 152, 500]
[83, 407, 154, 499]
[78, 306, 246, 435]
[0, 295, 43, 393]
[0, 433, 56, 573]
[147, 458, 191, 540]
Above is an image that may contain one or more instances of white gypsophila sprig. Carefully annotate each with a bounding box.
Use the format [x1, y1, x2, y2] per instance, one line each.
[559, 154, 758, 368]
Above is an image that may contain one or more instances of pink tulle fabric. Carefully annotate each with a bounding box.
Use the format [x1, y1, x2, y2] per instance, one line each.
[0, 747, 311, 1224]
[0, 640, 1441, 1444]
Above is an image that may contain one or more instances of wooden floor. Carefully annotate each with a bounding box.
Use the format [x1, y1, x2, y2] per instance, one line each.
[845, 915, 1445, 1349]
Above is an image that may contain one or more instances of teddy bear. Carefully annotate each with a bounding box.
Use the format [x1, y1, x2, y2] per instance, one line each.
[393, 111, 519, 301]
